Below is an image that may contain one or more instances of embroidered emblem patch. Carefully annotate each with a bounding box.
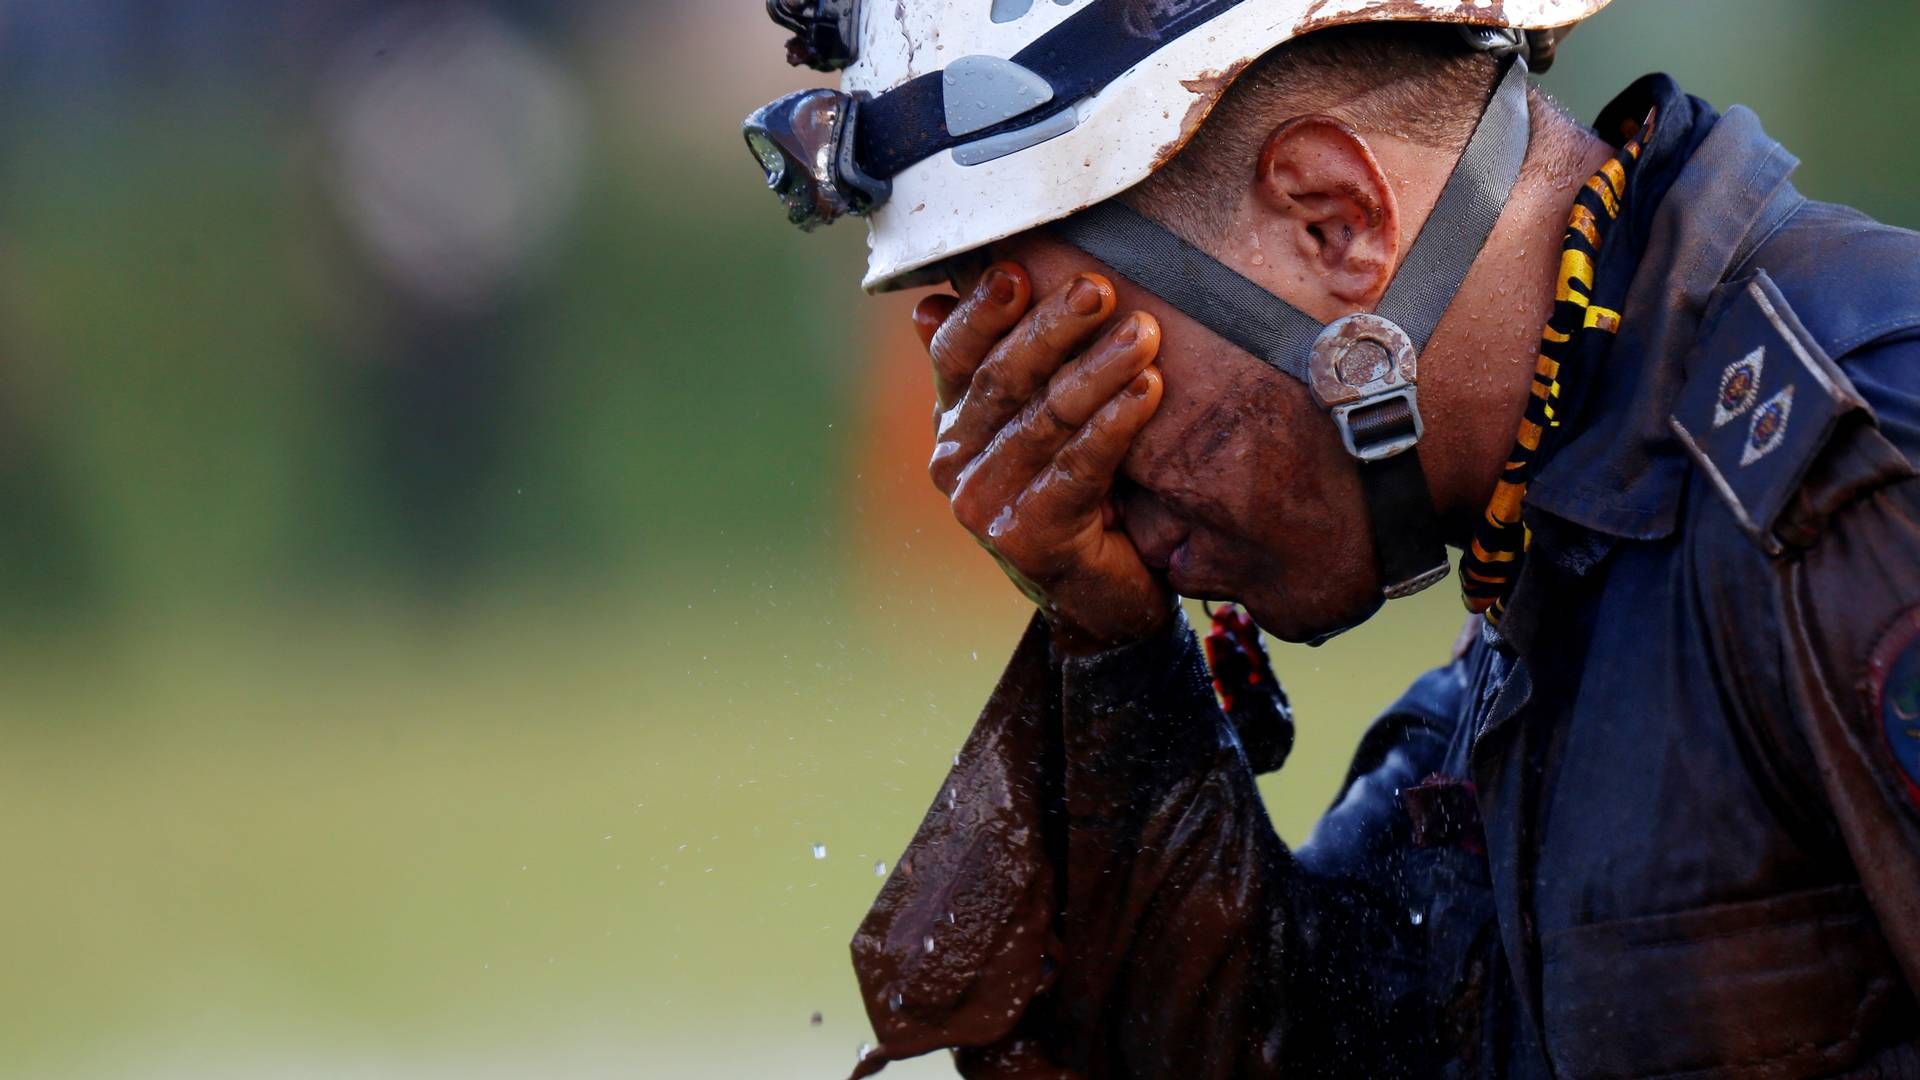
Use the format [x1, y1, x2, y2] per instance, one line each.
[1714, 347, 1764, 428]
[1667, 273, 1868, 552]
[1740, 385, 1795, 466]
[1868, 608, 1920, 808]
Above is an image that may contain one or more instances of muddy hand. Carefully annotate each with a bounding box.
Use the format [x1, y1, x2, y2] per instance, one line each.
[913, 262, 1173, 654]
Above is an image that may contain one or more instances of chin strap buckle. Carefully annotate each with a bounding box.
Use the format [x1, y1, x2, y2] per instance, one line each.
[1310, 313, 1450, 601]
[1332, 387, 1425, 462]
[1309, 314, 1425, 462]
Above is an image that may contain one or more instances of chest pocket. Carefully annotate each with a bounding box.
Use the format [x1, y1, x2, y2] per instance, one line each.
[1539, 884, 1914, 1078]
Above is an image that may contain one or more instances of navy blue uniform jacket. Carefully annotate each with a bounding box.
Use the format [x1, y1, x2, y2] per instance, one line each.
[847, 87, 1920, 1079]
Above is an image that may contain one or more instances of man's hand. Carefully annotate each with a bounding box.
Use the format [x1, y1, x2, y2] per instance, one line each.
[913, 262, 1172, 655]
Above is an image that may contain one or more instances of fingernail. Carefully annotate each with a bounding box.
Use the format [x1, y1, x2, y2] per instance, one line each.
[1068, 276, 1105, 316]
[1128, 371, 1154, 397]
[986, 268, 1017, 306]
[1114, 316, 1140, 348]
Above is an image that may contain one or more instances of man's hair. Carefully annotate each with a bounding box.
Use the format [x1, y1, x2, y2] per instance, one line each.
[1126, 24, 1581, 242]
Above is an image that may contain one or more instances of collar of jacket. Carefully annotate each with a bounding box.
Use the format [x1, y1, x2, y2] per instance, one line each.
[1522, 76, 1805, 543]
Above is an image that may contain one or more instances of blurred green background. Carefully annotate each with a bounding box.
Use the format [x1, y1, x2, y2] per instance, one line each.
[1, 2, 1915, 1077]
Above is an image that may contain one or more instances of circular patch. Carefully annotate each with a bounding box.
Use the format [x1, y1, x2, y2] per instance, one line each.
[1868, 607, 1920, 808]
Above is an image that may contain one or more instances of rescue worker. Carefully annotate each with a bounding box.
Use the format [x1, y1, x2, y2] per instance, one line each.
[744, 2, 1920, 1075]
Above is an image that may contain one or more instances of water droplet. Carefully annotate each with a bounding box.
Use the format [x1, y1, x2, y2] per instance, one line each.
[874, 860, 888, 877]
[812, 843, 828, 860]
[889, 991, 905, 1012]
[1409, 908, 1425, 926]
[923, 934, 937, 954]
[858, 1042, 874, 1062]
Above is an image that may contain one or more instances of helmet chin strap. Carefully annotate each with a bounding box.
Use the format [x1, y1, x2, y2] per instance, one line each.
[1052, 54, 1531, 623]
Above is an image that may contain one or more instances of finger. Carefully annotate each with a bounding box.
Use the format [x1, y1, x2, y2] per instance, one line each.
[1037, 312, 1159, 431]
[934, 273, 1115, 478]
[912, 294, 958, 352]
[948, 313, 1158, 528]
[928, 262, 1029, 412]
[915, 294, 961, 417]
[1017, 365, 1162, 534]
[931, 272, 1114, 494]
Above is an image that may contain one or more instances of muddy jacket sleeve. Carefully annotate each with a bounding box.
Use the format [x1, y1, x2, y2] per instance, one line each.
[1688, 330, 1920, 999]
[847, 609, 1463, 1079]
[1760, 422, 1920, 989]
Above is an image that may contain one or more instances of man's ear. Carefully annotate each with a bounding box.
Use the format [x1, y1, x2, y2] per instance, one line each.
[1252, 116, 1400, 312]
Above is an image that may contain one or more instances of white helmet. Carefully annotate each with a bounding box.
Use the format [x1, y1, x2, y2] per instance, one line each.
[745, 0, 1610, 292]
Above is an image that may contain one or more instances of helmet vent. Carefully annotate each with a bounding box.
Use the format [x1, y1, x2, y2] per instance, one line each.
[943, 55, 1055, 136]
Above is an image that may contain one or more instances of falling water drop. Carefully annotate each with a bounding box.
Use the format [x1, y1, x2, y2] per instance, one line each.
[812, 843, 828, 860]
[874, 860, 888, 877]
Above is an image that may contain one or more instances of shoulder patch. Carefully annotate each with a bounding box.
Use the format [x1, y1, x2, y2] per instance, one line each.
[1867, 607, 1920, 810]
[1669, 271, 1871, 554]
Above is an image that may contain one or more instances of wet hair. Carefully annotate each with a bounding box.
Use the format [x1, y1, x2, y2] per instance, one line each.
[1125, 23, 1585, 243]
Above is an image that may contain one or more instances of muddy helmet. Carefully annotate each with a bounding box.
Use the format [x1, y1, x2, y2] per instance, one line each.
[745, 0, 1610, 292]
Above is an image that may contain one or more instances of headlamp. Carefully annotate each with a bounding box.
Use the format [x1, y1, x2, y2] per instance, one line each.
[742, 89, 891, 232]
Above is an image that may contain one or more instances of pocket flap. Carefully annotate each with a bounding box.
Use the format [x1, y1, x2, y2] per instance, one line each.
[1541, 885, 1908, 1078]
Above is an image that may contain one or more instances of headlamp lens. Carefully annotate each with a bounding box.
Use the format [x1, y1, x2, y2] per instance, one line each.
[742, 89, 889, 232]
[745, 129, 789, 190]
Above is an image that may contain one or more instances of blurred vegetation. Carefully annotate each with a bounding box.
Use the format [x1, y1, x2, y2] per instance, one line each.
[1, 2, 1916, 1076]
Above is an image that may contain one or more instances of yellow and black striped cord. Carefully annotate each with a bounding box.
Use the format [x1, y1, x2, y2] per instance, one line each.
[1460, 109, 1658, 624]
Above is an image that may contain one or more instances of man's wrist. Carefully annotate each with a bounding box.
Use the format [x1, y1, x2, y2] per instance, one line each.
[1046, 604, 1176, 658]
[1055, 606, 1227, 768]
